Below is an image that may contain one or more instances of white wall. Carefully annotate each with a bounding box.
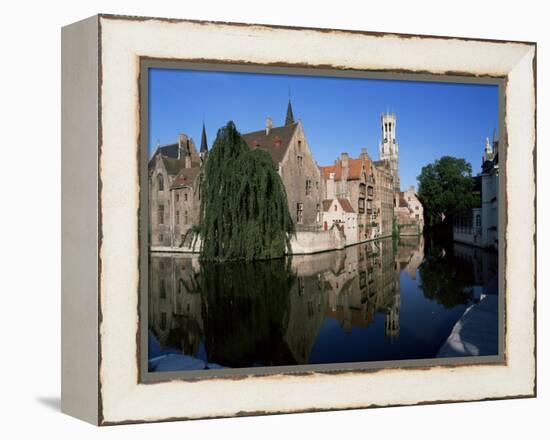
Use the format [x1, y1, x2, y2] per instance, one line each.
[1, 0, 547, 438]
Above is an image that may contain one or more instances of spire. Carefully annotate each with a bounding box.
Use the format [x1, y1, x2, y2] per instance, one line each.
[200, 122, 208, 153]
[285, 98, 295, 126]
[485, 137, 492, 153]
[483, 136, 494, 163]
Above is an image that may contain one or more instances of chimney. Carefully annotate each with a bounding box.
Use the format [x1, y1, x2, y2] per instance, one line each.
[178, 134, 187, 160]
[266, 117, 273, 135]
[341, 152, 349, 167]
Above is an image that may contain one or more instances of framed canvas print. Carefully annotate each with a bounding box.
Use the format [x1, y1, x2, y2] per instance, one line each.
[61, 14, 537, 425]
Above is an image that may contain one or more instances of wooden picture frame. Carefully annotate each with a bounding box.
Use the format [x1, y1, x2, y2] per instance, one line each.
[61, 14, 536, 425]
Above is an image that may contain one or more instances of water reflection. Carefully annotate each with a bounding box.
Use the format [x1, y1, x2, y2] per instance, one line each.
[148, 236, 498, 372]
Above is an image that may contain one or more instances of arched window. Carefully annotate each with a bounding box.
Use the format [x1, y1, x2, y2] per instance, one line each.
[157, 174, 164, 191]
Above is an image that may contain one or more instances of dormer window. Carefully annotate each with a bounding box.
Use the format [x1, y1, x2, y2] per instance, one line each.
[157, 174, 164, 191]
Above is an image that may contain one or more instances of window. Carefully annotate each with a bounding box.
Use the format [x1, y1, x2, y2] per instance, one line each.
[159, 233, 163, 243]
[157, 174, 164, 191]
[184, 211, 188, 224]
[160, 279, 166, 299]
[359, 183, 366, 195]
[158, 205, 164, 224]
[367, 186, 374, 197]
[297, 203, 304, 224]
[176, 211, 180, 224]
[476, 214, 481, 227]
[316, 204, 321, 222]
[297, 155, 303, 168]
[298, 140, 302, 150]
[184, 192, 188, 202]
[358, 198, 365, 214]
[305, 179, 312, 195]
[334, 204, 337, 212]
[175, 193, 179, 202]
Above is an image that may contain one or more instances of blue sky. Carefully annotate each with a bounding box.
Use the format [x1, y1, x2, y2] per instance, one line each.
[148, 68, 499, 189]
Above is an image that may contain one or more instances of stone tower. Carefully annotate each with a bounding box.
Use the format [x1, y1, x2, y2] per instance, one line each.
[379, 112, 400, 191]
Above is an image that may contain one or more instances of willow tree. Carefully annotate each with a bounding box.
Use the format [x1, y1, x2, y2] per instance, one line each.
[198, 121, 295, 261]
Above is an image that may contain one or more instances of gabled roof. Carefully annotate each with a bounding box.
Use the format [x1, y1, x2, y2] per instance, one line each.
[322, 198, 355, 213]
[157, 143, 179, 158]
[338, 198, 355, 213]
[148, 144, 179, 170]
[161, 157, 187, 175]
[322, 199, 333, 212]
[149, 135, 199, 168]
[242, 123, 298, 165]
[172, 167, 201, 189]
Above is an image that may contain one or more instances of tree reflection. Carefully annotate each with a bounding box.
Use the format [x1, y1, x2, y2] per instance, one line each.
[418, 237, 475, 308]
[199, 258, 295, 367]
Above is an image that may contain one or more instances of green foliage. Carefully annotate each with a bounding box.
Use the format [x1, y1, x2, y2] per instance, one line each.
[418, 239, 475, 308]
[198, 121, 295, 261]
[199, 258, 295, 366]
[392, 215, 400, 238]
[417, 156, 477, 227]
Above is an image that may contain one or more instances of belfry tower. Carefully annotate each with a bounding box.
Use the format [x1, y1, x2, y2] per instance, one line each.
[379, 112, 400, 191]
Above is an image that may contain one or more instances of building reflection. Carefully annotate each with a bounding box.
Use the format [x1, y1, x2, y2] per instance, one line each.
[148, 236, 427, 369]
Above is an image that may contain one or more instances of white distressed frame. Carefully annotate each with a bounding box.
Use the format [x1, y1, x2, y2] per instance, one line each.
[63, 14, 536, 425]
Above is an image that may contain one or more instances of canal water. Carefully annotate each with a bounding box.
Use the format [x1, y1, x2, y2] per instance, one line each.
[147, 236, 498, 372]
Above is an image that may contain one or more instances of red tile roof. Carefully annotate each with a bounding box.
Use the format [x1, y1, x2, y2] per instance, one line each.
[320, 156, 371, 181]
[338, 198, 355, 213]
[322, 198, 355, 213]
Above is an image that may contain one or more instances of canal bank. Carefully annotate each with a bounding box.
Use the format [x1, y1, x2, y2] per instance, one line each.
[149, 230, 397, 255]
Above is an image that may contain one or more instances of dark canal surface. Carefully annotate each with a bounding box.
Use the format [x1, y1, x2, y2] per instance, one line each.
[147, 236, 498, 372]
